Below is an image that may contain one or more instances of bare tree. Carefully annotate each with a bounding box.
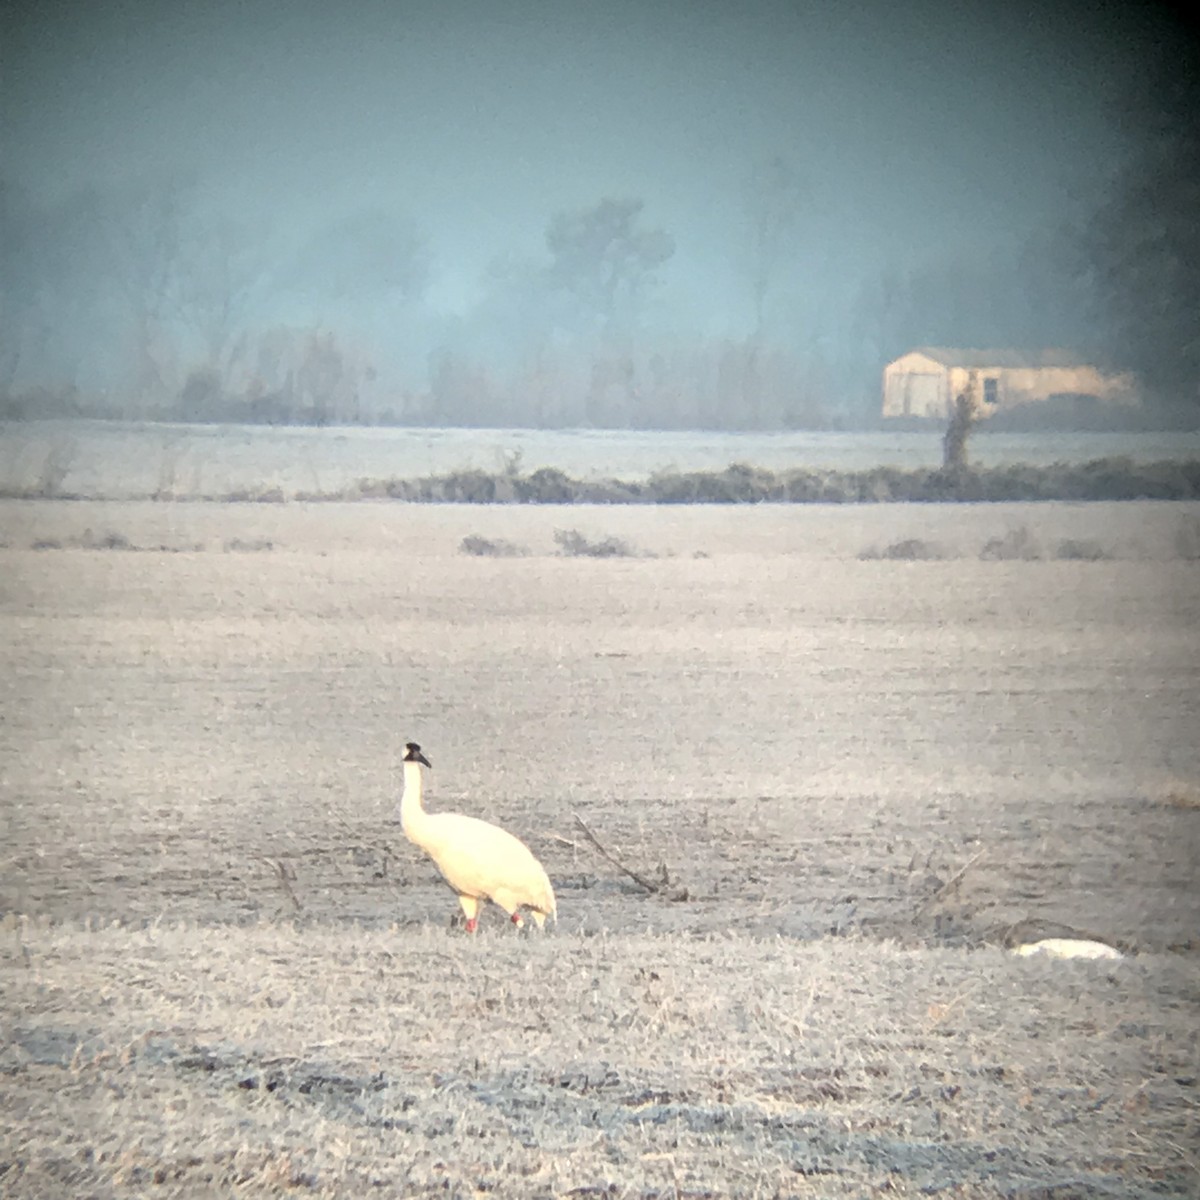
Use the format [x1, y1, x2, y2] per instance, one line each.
[174, 213, 263, 374]
[943, 370, 982, 471]
[744, 156, 804, 340]
[544, 197, 673, 426]
[545, 197, 674, 338]
[104, 178, 268, 415]
[105, 178, 190, 408]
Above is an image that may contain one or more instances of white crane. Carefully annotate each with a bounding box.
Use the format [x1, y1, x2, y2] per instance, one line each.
[397, 742, 556, 933]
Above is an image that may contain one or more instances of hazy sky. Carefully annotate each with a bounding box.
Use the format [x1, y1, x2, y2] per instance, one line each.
[0, 0, 1164, 332]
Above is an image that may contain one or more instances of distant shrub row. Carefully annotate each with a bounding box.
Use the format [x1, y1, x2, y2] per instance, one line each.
[4, 456, 1199, 505]
[23, 529, 272, 552]
[324, 457, 1200, 505]
[859, 528, 1117, 562]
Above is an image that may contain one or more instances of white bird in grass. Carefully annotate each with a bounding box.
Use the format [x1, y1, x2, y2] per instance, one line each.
[1012, 937, 1123, 960]
[397, 742, 556, 933]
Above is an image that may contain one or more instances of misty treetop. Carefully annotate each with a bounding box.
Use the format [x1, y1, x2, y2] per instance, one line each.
[545, 197, 675, 338]
[1, 180, 836, 429]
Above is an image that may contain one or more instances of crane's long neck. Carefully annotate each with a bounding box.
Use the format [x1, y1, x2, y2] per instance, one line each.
[400, 759, 430, 844]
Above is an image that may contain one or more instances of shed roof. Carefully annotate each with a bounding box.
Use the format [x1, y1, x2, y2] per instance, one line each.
[908, 346, 1090, 369]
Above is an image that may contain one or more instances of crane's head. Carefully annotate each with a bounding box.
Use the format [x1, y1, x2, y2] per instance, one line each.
[404, 742, 432, 768]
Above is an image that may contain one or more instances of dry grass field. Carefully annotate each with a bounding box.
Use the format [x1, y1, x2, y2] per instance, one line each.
[2, 496, 1198, 1197]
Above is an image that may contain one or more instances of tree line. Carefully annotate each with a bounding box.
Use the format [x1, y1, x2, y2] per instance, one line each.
[1, 100, 1196, 429]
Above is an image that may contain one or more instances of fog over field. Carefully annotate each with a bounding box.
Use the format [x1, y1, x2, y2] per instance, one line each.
[2, 1, 1197, 425]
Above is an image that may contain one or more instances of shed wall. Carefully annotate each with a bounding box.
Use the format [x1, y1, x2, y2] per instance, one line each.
[883, 354, 1137, 419]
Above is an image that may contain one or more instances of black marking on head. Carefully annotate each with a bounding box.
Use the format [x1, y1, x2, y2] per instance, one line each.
[404, 742, 431, 768]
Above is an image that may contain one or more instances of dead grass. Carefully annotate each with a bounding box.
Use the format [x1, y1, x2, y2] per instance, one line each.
[27, 529, 205, 552]
[553, 527, 641, 558]
[980, 525, 1043, 561]
[1054, 537, 1111, 561]
[460, 533, 528, 557]
[2, 923, 1196, 1198]
[23, 529, 240, 553]
[858, 537, 947, 561]
[1, 497, 1199, 1197]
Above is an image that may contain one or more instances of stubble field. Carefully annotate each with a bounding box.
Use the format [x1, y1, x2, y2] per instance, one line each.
[2, 496, 1198, 1197]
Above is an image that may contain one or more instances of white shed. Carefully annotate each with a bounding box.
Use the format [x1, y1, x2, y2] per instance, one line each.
[882, 347, 1136, 420]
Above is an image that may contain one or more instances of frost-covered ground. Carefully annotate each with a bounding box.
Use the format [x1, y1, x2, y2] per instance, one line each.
[3, 418, 1200, 499]
[2, 497, 1198, 1197]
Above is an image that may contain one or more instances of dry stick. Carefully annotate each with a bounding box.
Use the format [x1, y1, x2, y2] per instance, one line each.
[257, 855, 302, 912]
[328, 805, 381, 852]
[914, 848, 986, 916]
[326, 805, 408, 893]
[573, 813, 662, 895]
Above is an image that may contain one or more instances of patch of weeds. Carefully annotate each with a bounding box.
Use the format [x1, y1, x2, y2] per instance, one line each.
[223, 537, 274, 552]
[354, 477, 415, 501]
[980, 526, 1042, 561]
[1054, 538, 1110, 561]
[460, 534, 527, 557]
[441, 469, 500, 503]
[514, 467, 576, 503]
[1173, 516, 1200, 561]
[29, 531, 139, 551]
[80, 529, 135, 551]
[649, 462, 783, 503]
[223, 487, 286, 503]
[859, 538, 947, 561]
[554, 528, 638, 558]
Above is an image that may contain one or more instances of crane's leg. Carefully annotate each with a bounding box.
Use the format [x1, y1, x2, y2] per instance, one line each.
[458, 894, 480, 933]
[491, 891, 524, 929]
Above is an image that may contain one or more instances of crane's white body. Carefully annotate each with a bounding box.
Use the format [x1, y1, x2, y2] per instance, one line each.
[399, 748, 556, 932]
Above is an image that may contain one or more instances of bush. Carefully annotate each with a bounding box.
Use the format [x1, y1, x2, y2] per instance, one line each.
[514, 467, 576, 503]
[649, 463, 783, 503]
[440, 470, 499, 503]
[1054, 538, 1110, 561]
[554, 528, 637, 558]
[460, 535, 526, 557]
[80, 529, 134, 550]
[980, 526, 1042, 561]
[860, 538, 947, 561]
[222, 486, 286, 503]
